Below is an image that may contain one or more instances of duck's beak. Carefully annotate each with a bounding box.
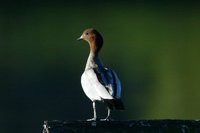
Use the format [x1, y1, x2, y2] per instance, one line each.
[77, 35, 83, 41]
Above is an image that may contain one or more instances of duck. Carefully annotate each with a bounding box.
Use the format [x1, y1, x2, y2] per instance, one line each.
[77, 28, 124, 121]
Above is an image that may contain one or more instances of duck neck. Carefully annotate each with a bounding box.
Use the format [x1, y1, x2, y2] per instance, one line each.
[85, 42, 103, 70]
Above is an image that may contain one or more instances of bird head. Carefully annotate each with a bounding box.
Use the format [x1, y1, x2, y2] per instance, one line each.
[77, 28, 103, 53]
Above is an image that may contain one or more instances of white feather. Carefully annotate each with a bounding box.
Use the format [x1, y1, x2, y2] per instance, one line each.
[81, 69, 113, 101]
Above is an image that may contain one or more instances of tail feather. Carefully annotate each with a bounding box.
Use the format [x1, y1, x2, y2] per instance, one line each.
[103, 99, 125, 110]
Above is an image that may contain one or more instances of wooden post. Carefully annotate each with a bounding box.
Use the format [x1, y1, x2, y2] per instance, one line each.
[43, 120, 200, 133]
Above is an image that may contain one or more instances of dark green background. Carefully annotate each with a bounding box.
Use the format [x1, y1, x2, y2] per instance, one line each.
[1, 1, 200, 133]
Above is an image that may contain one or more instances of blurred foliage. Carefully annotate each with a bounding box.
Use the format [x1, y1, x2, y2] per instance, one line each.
[0, 1, 200, 133]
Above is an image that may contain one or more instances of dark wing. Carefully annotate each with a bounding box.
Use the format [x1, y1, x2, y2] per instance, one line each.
[93, 67, 122, 99]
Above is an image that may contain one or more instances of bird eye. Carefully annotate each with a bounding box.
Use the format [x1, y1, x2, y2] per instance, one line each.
[86, 32, 89, 35]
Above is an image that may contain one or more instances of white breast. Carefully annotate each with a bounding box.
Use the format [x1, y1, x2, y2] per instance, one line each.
[81, 69, 114, 101]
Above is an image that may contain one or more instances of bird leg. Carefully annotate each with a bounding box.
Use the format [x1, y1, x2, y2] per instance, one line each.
[100, 108, 111, 121]
[87, 101, 97, 121]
